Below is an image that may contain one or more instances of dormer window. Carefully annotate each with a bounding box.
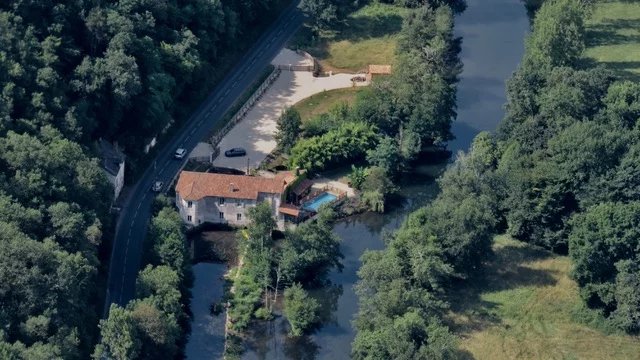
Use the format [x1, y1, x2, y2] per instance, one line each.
[219, 197, 225, 205]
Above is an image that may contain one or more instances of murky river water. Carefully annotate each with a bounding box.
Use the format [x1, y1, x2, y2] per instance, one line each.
[187, 0, 529, 358]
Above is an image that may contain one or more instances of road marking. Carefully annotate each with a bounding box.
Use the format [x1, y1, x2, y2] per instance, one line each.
[277, 29, 283, 36]
[134, 209, 138, 219]
[224, 89, 230, 96]
[137, 202, 142, 211]
[231, 81, 237, 89]
[190, 127, 196, 135]
[216, 98, 222, 104]
[258, 49, 264, 56]
[185, 135, 191, 141]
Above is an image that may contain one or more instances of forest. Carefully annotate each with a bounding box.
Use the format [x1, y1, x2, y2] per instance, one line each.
[352, 0, 640, 358]
[0, 0, 286, 358]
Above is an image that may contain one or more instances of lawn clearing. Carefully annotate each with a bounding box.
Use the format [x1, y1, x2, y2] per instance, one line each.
[447, 235, 640, 360]
[584, 0, 640, 81]
[292, 87, 364, 122]
[295, 3, 408, 73]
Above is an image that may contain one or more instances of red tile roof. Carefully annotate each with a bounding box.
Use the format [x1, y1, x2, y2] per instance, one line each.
[278, 204, 301, 217]
[176, 171, 295, 201]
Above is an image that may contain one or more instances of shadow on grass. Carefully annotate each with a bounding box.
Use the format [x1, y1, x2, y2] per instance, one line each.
[586, 18, 640, 47]
[580, 57, 640, 82]
[301, 10, 404, 68]
[445, 240, 559, 335]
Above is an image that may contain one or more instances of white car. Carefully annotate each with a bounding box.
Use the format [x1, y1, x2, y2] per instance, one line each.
[174, 148, 187, 159]
[151, 181, 163, 192]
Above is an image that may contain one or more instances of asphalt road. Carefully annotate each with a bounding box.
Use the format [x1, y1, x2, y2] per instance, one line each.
[104, 1, 304, 315]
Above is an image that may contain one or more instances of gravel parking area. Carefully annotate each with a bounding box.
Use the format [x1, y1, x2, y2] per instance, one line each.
[212, 49, 367, 171]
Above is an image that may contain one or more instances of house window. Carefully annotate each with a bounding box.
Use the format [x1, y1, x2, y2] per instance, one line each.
[219, 197, 225, 205]
[219, 212, 224, 219]
[236, 200, 242, 207]
[187, 201, 192, 208]
[187, 215, 192, 222]
[237, 213, 242, 221]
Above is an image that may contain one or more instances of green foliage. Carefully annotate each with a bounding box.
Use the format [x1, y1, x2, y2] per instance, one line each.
[129, 299, 180, 359]
[149, 208, 188, 274]
[245, 201, 276, 251]
[612, 258, 640, 333]
[524, 0, 586, 69]
[228, 270, 263, 331]
[360, 166, 397, 213]
[279, 207, 343, 284]
[476, 0, 640, 334]
[284, 283, 320, 337]
[349, 4, 460, 148]
[299, 0, 339, 34]
[96, 206, 188, 359]
[366, 136, 403, 177]
[289, 122, 378, 173]
[275, 107, 302, 153]
[569, 202, 640, 316]
[353, 222, 457, 358]
[349, 165, 369, 190]
[93, 305, 140, 360]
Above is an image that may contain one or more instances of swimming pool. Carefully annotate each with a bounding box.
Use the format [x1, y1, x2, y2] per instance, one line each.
[303, 192, 337, 212]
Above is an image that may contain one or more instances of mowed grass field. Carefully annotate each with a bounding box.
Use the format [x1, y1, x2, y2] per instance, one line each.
[292, 87, 364, 122]
[447, 236, 640, 360]
[584, 0, 640, 81]
[298, 3, 408, 73]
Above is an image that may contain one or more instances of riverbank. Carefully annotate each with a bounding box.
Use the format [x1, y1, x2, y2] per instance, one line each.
[186, 0, 531, 357]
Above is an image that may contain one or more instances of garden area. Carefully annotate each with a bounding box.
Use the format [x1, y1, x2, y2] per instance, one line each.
[291, 3, 407, 72]
[447, 236, 640, 360]
[584, 0, 640, 81]
[292, 87, 365, 121]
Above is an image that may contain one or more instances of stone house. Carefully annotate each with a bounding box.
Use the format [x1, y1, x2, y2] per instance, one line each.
[175, 171, 300, 230]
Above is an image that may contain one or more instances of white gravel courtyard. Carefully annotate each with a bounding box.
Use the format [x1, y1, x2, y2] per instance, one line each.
[212, 49, 367, 171]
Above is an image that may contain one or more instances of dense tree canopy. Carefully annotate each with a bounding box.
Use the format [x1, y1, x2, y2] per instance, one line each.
[466, 0, 640, 333]
[95, 206, 188, 359]
[0, 0, 287, 357]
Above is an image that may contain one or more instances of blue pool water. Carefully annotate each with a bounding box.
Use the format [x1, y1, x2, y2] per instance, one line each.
[304, 192, 337, 212]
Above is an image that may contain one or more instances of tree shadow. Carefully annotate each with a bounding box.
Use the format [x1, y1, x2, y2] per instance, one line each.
[283, 335, 320, 360]
[585, 18, 640, 47]
[445, 240, 560, 335]
[303, 11, 404, 69]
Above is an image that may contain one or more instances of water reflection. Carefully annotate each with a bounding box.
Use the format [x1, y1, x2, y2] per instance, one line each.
[185, 263, 227, 360]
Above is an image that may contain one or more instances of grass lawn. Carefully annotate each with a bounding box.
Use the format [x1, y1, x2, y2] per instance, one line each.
[447, 235, 640, 360]
[584, 0, 640, 81]
[293, 3, 408, 73]
[292, 87, 364, 122]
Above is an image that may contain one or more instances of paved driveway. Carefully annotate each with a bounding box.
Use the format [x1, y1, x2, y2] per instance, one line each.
[213, 50, 367, 171]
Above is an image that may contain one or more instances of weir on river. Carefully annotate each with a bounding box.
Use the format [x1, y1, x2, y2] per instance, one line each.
[187, 0, 529, 358]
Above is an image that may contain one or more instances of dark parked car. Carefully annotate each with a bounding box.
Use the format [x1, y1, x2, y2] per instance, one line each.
[224, 147, 247, 157]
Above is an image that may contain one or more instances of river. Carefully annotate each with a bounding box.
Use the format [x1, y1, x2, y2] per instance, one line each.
[186, 0, 529, 358]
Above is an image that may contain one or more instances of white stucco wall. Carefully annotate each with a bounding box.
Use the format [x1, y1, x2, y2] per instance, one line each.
[176, 192, 283, 229]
